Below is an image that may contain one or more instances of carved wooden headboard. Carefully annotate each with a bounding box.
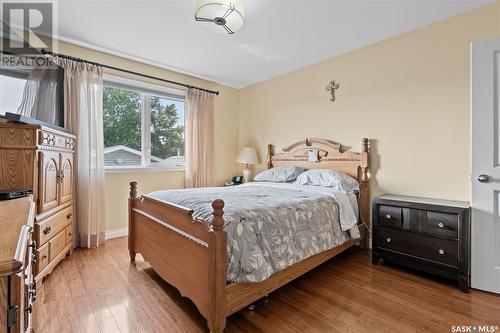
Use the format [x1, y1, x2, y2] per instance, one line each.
[267, 138, 368, 180]
[266, 138, 370, 248]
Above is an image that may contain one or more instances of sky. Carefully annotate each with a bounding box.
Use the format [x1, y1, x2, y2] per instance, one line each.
[159, 97, 185, 128]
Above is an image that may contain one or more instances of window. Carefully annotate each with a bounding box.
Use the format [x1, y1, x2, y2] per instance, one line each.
[0, 69, 28, 116]
[103, 79, 185, 170]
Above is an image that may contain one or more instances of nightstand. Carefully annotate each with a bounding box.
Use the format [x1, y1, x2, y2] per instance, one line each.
[372, 195, 470, 292]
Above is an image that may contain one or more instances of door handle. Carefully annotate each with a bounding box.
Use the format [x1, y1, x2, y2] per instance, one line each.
[478, 174, 490, 183]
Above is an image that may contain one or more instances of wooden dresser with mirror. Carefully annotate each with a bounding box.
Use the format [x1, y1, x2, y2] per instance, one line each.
[0, 123, 75, 284]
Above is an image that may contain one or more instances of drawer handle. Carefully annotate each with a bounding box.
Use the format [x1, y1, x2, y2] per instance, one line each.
[438, 249, 445, 255]
[386, 214, 391, 219]
[43, 226, 51, 235]
[66, 213, 72, 219]
[386, 237, 391, 243]
[438, 222, 444, 228]
[42, 254, 48, 260]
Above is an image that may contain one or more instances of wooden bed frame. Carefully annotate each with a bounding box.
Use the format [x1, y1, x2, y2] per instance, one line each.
[128, 138, 370, 333]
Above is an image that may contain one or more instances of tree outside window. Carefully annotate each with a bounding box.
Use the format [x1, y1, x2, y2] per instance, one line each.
[103, 85, 185, 168]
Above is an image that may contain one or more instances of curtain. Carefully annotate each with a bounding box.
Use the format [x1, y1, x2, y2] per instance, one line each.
[185, 89, 215, 188]
[56, 58, 105, 248]
[17, 67, 63, 124]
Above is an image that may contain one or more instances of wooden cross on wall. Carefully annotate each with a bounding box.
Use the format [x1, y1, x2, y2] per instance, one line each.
[325, 80, 340, 102]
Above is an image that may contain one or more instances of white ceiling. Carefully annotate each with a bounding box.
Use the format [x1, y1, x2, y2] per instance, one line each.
[56, 0, 492, 88]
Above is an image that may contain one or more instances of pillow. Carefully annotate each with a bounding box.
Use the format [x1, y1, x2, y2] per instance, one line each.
[254, 166, 306, 183]
[294, 169, 359, 192]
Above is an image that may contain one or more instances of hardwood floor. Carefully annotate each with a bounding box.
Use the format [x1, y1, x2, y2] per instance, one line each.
[34, 237, 500, 333]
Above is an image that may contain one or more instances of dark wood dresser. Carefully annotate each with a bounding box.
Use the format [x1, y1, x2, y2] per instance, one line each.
[0, 196, 35, 333]
[0, 123, 75, 284]
[372, 195, 470, 292]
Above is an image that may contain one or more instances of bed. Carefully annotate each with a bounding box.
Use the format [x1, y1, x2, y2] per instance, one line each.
[128, 138, 370, 333]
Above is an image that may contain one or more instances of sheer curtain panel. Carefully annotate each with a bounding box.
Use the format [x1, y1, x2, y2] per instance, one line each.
[17, 67, 63, 123]
[185, 89, 215, 188]
[56, 59, 106, 248]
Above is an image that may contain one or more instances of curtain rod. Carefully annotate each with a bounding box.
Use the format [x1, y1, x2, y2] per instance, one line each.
[38, 49, 219, 96]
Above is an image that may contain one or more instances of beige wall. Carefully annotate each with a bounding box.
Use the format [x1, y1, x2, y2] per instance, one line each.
[57, 42, 240, 231]
[239, 2, 500, 202]
[58, 2, 500, 231]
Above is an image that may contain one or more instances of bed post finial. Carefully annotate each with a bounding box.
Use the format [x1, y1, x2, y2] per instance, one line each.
[359, 138, 370, 250]
[362, 137, 368, 152]
[361, 138, 368, 182]
[212, 199, 225, 231]
[209, 198, 227, 332]
[130, 181, 138, 199]
[267, 144, 273, 169]
[128, 181, 138, 263]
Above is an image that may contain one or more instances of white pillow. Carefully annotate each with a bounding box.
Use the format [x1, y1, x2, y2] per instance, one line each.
[254, 166, 306, 183]
[294, 169, 359, 192]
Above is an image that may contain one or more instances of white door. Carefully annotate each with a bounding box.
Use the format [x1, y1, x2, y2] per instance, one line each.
[471, 36, 500, 294]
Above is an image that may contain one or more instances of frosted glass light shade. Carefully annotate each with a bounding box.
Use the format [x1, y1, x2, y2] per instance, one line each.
[236, 147, 258, 165]
[195, 0, 245, 34]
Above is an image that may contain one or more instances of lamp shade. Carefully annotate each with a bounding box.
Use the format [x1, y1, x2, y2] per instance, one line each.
[195, 0, 245, 34]
[236, 147, 258, 165]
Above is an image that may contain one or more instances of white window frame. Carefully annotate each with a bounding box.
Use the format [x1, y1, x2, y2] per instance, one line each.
[103, 74, 186, 172]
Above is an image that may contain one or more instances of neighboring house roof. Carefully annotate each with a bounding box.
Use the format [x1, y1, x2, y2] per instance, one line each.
[155, 155, 185, 169]
[104, 145, 184, 168]
[104, 145, 162, 166]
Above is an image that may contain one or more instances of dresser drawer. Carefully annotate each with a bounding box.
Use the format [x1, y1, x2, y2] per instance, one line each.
[65, 225, 73, 244]
[49, 229, 68, 261]
[35, 243, 49, 273]
[425, 211, 458, 238]
[377, 228, 458, 267]
[379, 205, 403, 228]
[35, 206, 72, 246]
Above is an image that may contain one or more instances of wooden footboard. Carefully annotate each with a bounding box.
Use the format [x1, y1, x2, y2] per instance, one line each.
[128, 182, 227, 332]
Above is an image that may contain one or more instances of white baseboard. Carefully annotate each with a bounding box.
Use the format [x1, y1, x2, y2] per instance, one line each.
[105, 227, 128, 240]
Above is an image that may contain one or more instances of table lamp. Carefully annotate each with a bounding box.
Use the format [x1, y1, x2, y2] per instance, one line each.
[236, 147, 258, 182]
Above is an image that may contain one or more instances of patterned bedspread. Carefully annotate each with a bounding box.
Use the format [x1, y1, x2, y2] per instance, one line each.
[148, 182, 360, 283]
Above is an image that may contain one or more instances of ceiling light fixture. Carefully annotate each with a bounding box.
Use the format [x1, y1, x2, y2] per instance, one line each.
[195, 0, 245, 35]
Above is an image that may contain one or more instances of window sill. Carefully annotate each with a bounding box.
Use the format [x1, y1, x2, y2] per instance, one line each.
[104, 167, 185, 174]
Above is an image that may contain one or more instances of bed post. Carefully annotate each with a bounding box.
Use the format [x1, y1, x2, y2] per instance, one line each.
[208, 199, 227, 333]
[267, 144, 273, 169]
[129, 181, 138, 262]
[359, 138, 370, 250]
